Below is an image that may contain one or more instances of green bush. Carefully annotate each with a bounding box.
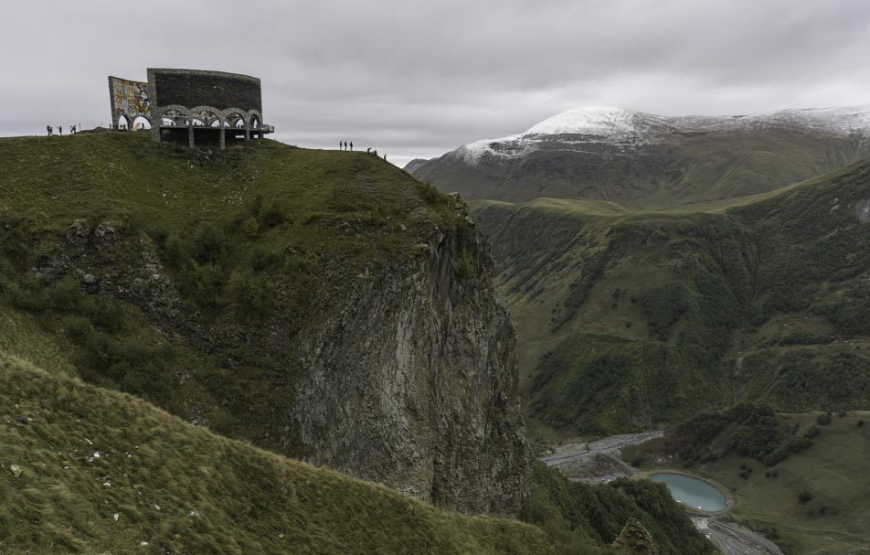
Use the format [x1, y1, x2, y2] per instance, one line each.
[63, 316, 95, 345]
[227, 269, 273, 316]
[416, 182, 442, 205]
[258, 200, 285, 228]
[193, 223, 227, 265]
[641, 283, 689, 341]
[81, 295, 125, 332]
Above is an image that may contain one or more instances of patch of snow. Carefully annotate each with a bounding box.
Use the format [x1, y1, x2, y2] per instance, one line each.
[526, 106, 644, 136]
[453, 104, 870, 165]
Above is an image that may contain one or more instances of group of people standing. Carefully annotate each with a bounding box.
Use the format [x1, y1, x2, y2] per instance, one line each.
[340, 140, 388, 162]
[46, 125, 77, 136]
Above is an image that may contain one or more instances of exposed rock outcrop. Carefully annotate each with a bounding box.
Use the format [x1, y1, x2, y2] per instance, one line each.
[27, 205, 529, 517]
[294, 225, 529, 515]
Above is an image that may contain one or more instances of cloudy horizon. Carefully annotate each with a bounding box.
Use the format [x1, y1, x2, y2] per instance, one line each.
[2, 0, 869, 167]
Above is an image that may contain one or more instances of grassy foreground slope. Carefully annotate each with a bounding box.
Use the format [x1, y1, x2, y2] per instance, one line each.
[471, 158, 870, 441]
[0, 351, 552, 555]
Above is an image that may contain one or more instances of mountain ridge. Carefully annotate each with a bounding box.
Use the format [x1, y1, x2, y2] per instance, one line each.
[456, 104, 870, 163]
[413, 104, 870, 207]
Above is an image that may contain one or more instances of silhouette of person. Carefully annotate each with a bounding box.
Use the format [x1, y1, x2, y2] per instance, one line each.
[366, 147, 371, 153]
[339, 141, 342, 150]
[58, 126, 63, 136]
[383, 154, 387, 161]
[46, 125, 51, 136]
[350, 142, 353, 151]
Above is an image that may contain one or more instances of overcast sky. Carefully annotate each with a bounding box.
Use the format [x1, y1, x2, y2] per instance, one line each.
[2, 0, 869, 166]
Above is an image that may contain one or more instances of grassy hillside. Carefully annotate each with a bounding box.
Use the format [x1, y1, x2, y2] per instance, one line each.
[0, 351, 554, 555]
[471, 158, 870, 442]
[0, 133, 715, 553]
[622, 410, 870, 555]
[416, 127, 870, 208]
[0, 132, 458, 458]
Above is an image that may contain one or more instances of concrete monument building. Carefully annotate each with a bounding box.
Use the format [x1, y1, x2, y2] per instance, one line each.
[108, 68, 273, 149]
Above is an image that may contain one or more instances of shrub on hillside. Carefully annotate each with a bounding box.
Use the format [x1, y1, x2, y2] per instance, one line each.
[227, 270, 273, 316]
[640, 283, 690, 341]
[666, 404, 813, 467]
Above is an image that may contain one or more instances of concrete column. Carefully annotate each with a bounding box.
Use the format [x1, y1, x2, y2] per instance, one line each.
[245, 124, 250, 141]
[219, 121, 226, 150]
[188, 122, 195, 149]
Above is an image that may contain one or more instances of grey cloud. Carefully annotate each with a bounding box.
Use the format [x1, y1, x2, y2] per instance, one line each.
[2, 0, 869, 166]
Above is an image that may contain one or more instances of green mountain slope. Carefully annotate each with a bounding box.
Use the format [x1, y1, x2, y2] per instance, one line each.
[0, 133, 531, 515]
[0, 351, 552, 555]
[0, 134, 715, 555]
[471, 158, 870, 440]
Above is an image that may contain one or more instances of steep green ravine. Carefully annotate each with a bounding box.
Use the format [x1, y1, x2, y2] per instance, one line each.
[472, 158, 870, 440]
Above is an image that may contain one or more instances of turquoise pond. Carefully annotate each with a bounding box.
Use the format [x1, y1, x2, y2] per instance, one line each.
[649, 472, 728, 512]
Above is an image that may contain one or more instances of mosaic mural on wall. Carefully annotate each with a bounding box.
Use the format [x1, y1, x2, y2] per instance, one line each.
[111, 78, 150, 117]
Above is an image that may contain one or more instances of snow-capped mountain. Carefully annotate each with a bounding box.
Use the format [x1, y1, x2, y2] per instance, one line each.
[455, 105, 870, 164]
[411, 104, 870, 207]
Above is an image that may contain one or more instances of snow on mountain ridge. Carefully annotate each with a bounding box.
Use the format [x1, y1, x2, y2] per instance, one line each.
[524, 106, 648, 136]
[455, 104, 870, 164]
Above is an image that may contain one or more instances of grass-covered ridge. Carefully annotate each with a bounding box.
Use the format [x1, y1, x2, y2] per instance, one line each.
[0, 352, 553, 555]
[0, 132, 469, 457]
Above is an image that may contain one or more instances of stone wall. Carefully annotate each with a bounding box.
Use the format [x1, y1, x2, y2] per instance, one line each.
[150, 69, 262, 113]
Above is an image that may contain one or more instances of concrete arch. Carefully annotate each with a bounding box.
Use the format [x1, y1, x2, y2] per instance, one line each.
[116, 114, 132, 130]
[189, 106, 226, 128]
[222, 107, 250, 128]
[223, 111, 247, 128]
[159, 105, 190, 127]
[132, 115, 152, 131]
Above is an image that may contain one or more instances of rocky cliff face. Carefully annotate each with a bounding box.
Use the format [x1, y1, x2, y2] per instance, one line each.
[294, 221, 528, 514]
[13, 206, 529, 517]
